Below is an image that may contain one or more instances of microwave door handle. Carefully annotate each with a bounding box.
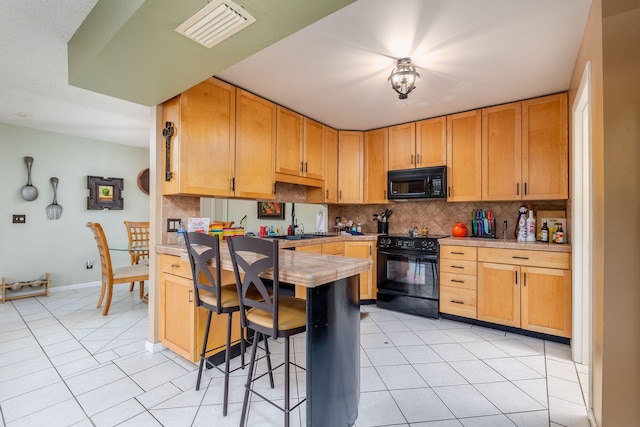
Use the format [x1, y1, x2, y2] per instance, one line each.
[426, 176, 431, 196]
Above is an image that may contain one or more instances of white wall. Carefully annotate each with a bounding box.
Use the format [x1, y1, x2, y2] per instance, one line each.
[202, 198, 328, 235]
[0, 123, 149, 287]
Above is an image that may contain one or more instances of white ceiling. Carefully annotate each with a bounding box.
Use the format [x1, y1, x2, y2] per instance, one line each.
[0, 0, 591, 148]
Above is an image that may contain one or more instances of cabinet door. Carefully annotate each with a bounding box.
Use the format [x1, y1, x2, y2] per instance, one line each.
[416, 117, 447, 167]
[303, 117, 324, 180]
[235, 90, 276, 199]
[159, 272, 195, 361]
[521, 266, 572, 337]
[482, 102, 522, 201]
[364, 128, 389, 204]
[522, 93, 568, 200]
[344, 241, 373, 300]
[323, 126, 339, 203]
[446, 110, 482, 201]
[388, 122, 416, 170]
[337, 131, 364, 203]
[162, 78, 236, 197]
[477, 262, 520, 327]
[276, 106, 303, 177]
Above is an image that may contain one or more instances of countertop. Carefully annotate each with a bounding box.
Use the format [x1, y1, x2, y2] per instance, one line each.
[156, 235, 374, 288]
[439, 236, 572, 253]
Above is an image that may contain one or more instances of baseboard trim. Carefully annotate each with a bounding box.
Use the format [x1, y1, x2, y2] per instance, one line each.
[49, 281, 101, 292]
[146, 340, 165, 353]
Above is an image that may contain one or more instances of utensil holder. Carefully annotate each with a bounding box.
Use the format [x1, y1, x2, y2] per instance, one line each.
[378, 222, 388, 234]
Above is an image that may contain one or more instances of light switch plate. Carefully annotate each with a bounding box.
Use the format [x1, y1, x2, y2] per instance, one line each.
[167, 218, 181, 232]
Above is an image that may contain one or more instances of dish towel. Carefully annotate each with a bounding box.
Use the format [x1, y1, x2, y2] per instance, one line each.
[316, 211, 325, 232]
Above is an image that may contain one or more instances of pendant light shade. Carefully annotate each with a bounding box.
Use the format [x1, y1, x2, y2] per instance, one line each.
[388, 58, 420, 99]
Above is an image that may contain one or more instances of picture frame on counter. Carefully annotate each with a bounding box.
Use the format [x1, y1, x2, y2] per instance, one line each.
[257, 201, 285, 219]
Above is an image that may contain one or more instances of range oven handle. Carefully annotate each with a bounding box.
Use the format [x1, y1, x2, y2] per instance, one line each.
[377, 248, 438, 260]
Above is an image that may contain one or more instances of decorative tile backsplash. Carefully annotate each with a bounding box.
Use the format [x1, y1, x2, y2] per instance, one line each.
[330, 200, 567, 239]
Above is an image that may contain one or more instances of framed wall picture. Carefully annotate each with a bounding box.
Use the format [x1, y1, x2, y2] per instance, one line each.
[257, 201, 285, 219]
[87, 176, 124, 210]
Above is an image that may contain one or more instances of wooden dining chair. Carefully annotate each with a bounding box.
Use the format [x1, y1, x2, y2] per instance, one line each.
[123, 220, 149, 298]
[87, 222, 149, 315]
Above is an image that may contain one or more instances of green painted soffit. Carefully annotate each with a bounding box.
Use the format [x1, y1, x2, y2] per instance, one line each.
[68, 0, 355, 106]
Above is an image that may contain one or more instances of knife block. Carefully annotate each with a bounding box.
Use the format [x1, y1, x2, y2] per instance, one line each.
[471, 217, 496, 239]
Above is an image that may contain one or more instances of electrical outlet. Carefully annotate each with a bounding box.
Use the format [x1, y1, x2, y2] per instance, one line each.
[167, 218, 181, 232]
[86, 259, 94, 269]
[12, 214, 26, 224]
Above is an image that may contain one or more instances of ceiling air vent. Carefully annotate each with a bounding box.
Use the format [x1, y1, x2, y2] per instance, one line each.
[175, 0, 256, 48]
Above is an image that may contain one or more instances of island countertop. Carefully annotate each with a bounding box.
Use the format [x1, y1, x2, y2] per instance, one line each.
[156, 241, 372, 288]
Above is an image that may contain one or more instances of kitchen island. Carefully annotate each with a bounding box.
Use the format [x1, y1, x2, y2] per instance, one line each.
[156, 242, 371, 427]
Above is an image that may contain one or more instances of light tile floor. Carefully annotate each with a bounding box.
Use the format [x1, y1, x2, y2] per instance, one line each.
[0, 286, 591, 426]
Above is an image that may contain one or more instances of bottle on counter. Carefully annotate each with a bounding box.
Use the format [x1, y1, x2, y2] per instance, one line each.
[541, 221, 549, 243]
[526, 210, 537, 242]
[550, 222, 558, 243]
[516, 207, 528, 242]
[177, 222, 186, 246]
[555, 222, 565, 244]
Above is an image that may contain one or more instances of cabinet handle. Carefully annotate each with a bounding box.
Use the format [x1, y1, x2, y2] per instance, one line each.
[369, 246, 372, 256]
[384, 190, 387, 199]
[416, 153, 421, 165]
[231, 177, 235, 192]
[524, 182, 527, 195]
[339, 190, 342, 200]
[163, 121, 175, 182]
[451, 279, 465, 283]
[305, 162, 308, 173]
[515, 270, 518, 285]
[451, 265, 464, 269]
[326, 189, 329, 199]
[189, 290, 193, 302]
[450, 300, 464, 305]
[516, 182, 520, 196]
[512, 256, 529, 260]
[524, 272, 527, 287]
[301, 161, 304, 173]
[273, 182, 276, 194]
[171, 264, 180, 268]
[448, 186, 451, 197]
[451, 251, 464, 255]
[410, 154, 414, 164]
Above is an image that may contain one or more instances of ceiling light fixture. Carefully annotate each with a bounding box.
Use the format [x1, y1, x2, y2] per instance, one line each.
[388, 58, 420, 99]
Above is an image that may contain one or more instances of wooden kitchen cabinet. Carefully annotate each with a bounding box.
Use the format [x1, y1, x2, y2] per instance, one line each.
[235, 89, 277, 199]
[344, 241, 375, 301]
[364, 128, 389, 203]
[307, 125, 338, 204]
[337, 131, 364, 203]
[416, 116, 447, 168]
[158, 254, 241, 362]
[439, 245, 478, 319]
[477, 247, 572, 337]
[522, 93, 568, 200]
[482, 102, 522, 201]
[275, 108, 324, 183]
[162, 77, 236, 197]
[388, 122, 416, 170]
[446, 110, 482, 201]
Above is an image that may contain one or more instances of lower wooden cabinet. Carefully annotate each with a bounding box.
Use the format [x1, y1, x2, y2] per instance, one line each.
[477, 248, 572, 338]
[439, 245, 478, 318]
[158, 254, 241, 362]
[344, 241, 375, 301]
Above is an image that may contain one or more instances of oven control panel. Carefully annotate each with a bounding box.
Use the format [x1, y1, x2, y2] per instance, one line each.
[377, 236, 439, 253]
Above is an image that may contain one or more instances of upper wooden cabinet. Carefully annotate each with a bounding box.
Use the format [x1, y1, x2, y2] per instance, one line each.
[416, 117, 447, 167]
[275, 108, 325, 183]
[235, 89, 276, 200]
[482, 93, 568, 201]
[388, 122, 416, 170]
[482, 102, 522, 201]
[162, 78, 236, 197]
[337, 131, 364, 203]
[446, 110, 482, 201]
[364, 128, 389, 204]
[522, 93, 568, 200]
[275, 106, 303, 177]
[307, 125, 338, 204]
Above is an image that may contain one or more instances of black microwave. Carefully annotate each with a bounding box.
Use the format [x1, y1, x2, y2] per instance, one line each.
[388, 166, 447, 200]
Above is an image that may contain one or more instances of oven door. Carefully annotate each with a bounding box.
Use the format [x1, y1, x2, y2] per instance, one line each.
[376, 248, 438, 299]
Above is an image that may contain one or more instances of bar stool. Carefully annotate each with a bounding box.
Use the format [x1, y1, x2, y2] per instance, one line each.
[227, 236, 307, 427]
[183, 231, 250, 416]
